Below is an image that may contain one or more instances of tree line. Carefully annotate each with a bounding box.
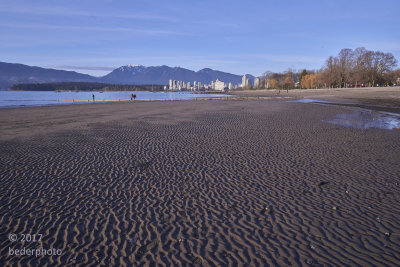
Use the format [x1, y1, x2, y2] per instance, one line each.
[256, 47, 399, 89]
[11, 82, 165, 91]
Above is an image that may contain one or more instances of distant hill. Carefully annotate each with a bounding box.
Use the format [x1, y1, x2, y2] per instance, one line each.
[1, 61, 254, 89]
[11, 82, 164, 92]
[0, 62, 96, 89]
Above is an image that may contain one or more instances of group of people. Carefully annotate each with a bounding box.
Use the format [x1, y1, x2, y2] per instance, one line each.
[91, 93, 136, 102]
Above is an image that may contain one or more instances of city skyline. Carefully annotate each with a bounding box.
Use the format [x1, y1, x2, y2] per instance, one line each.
[1, 0, 399, 77]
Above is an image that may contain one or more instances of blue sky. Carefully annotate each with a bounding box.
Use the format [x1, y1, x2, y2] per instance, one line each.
[1, 0, 399, 77]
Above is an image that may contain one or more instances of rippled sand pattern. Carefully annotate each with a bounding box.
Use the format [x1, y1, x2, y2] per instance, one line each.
[1, 100, 400, 266]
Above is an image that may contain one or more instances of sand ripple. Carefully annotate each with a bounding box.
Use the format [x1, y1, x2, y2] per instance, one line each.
[1, 100, 399, 266]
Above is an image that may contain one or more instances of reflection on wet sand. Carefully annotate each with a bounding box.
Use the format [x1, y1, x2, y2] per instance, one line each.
[325, 110, 400, 130]
[289, 98, 333, 104]
[290, 98, 400, 130]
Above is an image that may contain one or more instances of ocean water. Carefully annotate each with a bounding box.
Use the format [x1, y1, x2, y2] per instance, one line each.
[0, 91, 230, 108]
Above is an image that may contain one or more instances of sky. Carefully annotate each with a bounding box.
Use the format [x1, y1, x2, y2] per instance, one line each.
[1, 0, 399, 77]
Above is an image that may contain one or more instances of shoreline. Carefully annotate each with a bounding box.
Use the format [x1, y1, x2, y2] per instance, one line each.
[232, 86, 400, 103]
[0, 97, 234, 111]
[0, 91, 232, 110]
[2, 86, 399, 112]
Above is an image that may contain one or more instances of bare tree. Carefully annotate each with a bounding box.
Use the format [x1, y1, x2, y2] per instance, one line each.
[322, 56, 339, 88]
[371, 51, 397, 86]
[337, 48, 354, 87]
[320, 47, 397, 88]
[386, 68, 400, 85]
[260, 70, 273, 88]
[352, 47, 368, 86]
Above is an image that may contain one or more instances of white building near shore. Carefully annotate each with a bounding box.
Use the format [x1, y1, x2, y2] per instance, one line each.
[254, 77, 260, 88]
[167, 78, 235, 91]
[242, 75, 247, 88]
[214, 79, 225, 91]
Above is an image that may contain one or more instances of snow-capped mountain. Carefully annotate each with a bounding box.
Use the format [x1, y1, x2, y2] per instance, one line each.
[102, 65, 253, 85]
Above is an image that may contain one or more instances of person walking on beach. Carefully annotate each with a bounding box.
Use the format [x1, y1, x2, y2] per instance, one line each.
[133, 94, 136, 102]
[92, 94, 95, 102]
[130, 94, 133, 101]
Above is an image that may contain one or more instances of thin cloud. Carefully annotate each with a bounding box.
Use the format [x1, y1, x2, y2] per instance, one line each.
[0, 22, 192, 36]
[231, 53, 325, 64]
[189, 20, 239, 28]
[197, 59, 240, 67]
[0, 3, 177, 22]
[54, 65, 116, 71]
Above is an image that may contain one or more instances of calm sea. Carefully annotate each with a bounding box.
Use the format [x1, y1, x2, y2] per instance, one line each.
[0, 91, 230, 108]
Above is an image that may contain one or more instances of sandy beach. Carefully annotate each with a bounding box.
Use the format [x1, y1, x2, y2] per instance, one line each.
[1, 88, 400, 266]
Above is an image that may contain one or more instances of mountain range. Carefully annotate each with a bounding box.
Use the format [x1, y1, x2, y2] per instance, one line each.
[0, 62, 254, 90]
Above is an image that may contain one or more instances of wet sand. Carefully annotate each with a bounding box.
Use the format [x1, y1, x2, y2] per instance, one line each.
[233, 86, 400, 113]
[1, 98, 400, 266]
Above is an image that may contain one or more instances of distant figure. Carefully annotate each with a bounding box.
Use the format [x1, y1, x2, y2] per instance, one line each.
[133, 94, 137, 101]
[92, 94, 95, 102]
[130, 94, 133, 101]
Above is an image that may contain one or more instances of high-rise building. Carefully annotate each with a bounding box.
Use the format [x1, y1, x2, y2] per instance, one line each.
[228, 82, 233, 90]
[254, 77, 260, 88]
[246, 78, 251, 88]
[242, 75, 247, 88]
[215, 79, 225, 91]
[169, 79, 173, 90]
